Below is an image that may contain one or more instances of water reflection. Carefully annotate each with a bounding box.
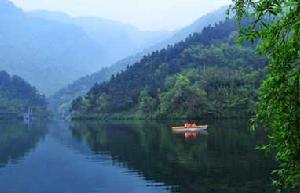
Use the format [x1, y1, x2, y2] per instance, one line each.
[0, 120, 48, 168]
[0, 119, 275, 193]
[172, 128, 208, 139]
[0, 120, 171, 193]
[70, 120, 275, 193]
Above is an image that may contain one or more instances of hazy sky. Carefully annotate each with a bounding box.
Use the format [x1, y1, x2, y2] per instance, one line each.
[11, 0, 231, 31]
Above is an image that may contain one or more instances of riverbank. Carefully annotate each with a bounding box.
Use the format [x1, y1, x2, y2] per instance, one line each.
[71, 111, 253, 121]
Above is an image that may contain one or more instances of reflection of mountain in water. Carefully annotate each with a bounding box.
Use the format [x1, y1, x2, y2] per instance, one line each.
[0, 121, 48, 167]
[70, 120, 276, 193]
[46, 121, 96, 156]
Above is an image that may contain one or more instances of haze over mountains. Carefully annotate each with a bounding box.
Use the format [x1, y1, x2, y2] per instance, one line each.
[0, 0, 228, 114]
[0, 0, 171, 94]
[50, 6, 227, 113]
[28, 10, 172, 64]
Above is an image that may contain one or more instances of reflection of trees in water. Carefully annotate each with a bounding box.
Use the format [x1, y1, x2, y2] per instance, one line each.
[0, 121, 48, 167]
[70, 120, 275, 193]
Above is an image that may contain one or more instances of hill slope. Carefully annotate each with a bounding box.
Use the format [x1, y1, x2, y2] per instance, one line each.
[50, 6, 228, 114]
[71, 19, 267, 119]
[0, 71, 47, 118]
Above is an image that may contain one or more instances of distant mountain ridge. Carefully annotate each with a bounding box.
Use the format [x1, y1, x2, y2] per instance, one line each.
[50, 6, 228, 114]
[0, 0, 106, 94]
[153, 6, 228, 48]
[0, 0, 171, 94]
[28, 10, 172, 62]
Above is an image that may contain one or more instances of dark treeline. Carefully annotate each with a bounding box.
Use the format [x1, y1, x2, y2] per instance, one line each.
[71, 19, 267, 119]
[0, 71, 47, 117]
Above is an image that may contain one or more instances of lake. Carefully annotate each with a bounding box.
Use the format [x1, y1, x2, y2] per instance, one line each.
[0, 119, 275, 193]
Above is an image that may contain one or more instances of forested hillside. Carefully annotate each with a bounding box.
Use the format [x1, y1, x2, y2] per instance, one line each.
[50, 6, 228, 114]
[71, 19, 267, 119]
[49, 56, 141, 114]
[0, 71, 47, 118]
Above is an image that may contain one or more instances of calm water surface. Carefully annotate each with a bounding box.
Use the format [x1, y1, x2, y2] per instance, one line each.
[0, 120, 275, 193]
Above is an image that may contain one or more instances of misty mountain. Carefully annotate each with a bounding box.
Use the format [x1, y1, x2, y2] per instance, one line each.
[0, 0, 107, 94]
[50, 6, 228, 114]
[28, 10, 172, 62]
[0, 0, 171, 94]
[157, 6, 228, 46]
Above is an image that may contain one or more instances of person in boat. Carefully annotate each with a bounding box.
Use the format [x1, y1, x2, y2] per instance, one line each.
[185, 121, 197, 128]
[184, 121, 193, 128]
[184, 121, 189, 128]
[191, 121, 197, 127]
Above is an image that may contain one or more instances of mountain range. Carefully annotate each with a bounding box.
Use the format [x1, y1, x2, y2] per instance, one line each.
[28, 10, 172, 64]
[0, 0, 170, 94]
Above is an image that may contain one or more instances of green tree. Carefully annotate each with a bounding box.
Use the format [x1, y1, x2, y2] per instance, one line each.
[159, 73, 208, 119]
[95, 93, 110, 113]
[138, 88, 157, 115]
[230, 0, 300, 191]
[71, 96, 90, 114]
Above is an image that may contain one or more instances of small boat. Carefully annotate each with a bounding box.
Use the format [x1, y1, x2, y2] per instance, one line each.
[172, 125, 208, 132]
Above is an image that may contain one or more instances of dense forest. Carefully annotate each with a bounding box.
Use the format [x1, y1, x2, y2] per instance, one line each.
[50, 55, 142, 114]
[50, 6, 227, 115]
[71, 19, 267, 119]
[0, 71, 47, 118]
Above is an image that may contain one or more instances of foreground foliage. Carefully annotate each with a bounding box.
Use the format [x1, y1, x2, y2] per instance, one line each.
[231, 0, 300, 191]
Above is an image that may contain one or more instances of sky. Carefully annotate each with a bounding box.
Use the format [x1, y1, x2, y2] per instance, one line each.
[11, 0, 231, 31]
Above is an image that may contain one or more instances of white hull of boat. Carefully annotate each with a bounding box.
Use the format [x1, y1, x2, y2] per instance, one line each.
[172, 125, 208, 132]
